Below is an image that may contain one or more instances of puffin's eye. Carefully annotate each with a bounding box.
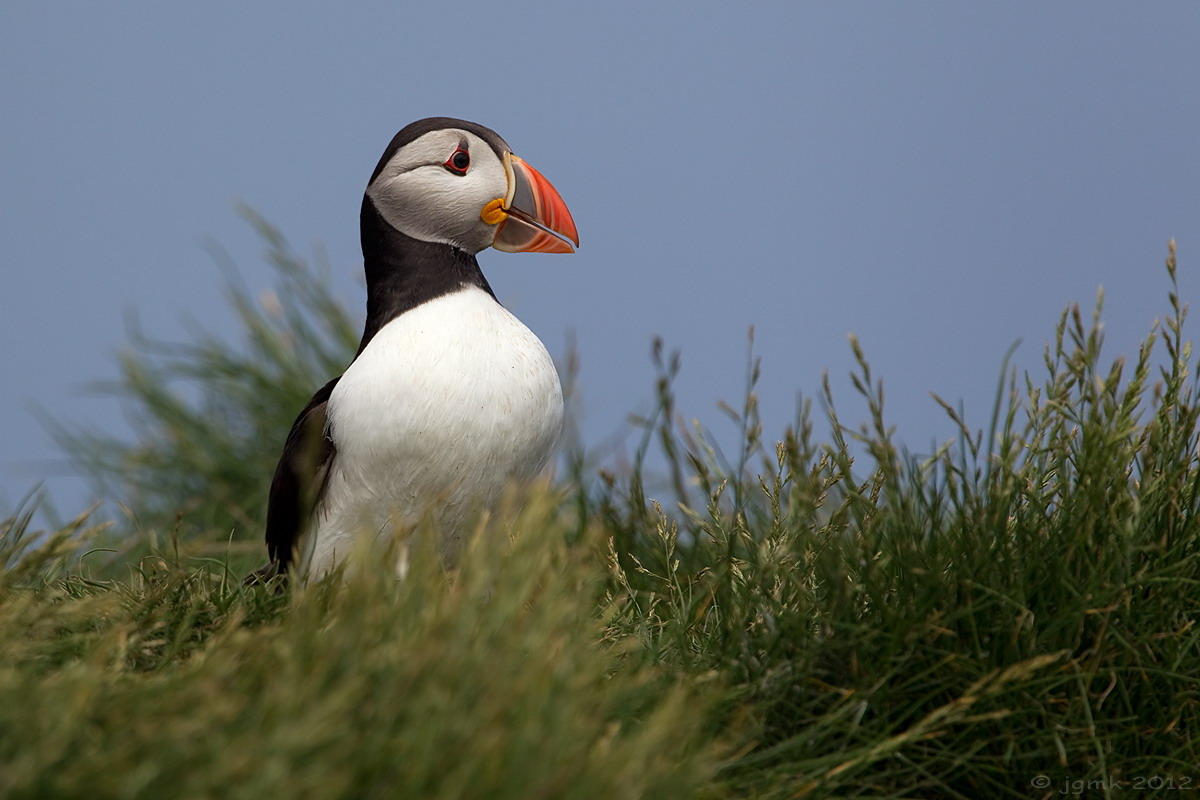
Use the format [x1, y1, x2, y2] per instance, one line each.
[444, 148, 470, 175]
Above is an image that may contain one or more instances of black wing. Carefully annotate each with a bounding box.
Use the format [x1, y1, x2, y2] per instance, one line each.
[261, 377, 340, 576]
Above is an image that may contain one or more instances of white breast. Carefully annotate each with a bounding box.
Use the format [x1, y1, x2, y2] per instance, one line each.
[299, 286, 563, 580]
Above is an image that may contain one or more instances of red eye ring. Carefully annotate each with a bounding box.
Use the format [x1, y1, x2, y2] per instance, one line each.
[444, 147, 470, 175]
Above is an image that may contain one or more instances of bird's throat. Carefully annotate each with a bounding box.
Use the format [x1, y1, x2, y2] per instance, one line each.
[357, 197, 495, 355]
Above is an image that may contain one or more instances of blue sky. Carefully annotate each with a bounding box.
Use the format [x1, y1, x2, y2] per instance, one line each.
[2, 2, 1198, 513]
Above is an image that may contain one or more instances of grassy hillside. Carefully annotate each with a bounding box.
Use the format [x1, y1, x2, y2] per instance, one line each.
[8, 229, 1198, 797]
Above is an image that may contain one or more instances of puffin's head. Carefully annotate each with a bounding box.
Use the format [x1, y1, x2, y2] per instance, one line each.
[365, 117, 579, 256]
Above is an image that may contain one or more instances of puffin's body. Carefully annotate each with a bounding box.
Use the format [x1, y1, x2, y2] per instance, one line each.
[260, 118, 578, 583]
[301, 285, 563, 577]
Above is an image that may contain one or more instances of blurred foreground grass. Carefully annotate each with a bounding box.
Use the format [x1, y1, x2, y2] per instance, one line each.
[6, 224, 1199, 797]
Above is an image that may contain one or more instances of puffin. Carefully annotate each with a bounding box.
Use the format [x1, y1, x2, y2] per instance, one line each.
[255, 117, 578, 584]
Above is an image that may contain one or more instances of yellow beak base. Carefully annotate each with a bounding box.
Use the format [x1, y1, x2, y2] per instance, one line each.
[480, 197, 508, 226]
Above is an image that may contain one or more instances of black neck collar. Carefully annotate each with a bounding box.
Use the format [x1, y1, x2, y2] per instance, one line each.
[357, 196, 495, 355]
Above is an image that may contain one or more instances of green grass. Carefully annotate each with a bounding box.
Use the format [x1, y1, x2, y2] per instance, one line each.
[9, 229, 1200, 797]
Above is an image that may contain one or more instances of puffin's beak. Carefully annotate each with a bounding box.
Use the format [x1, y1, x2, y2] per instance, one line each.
[491, 154, 579, 254]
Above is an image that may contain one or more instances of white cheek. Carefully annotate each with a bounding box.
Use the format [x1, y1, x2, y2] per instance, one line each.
[366, 142, 508, 253]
